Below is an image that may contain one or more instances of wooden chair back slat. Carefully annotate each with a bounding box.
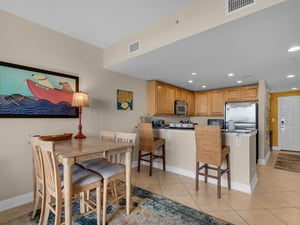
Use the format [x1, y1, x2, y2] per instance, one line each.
[100, 130, 116, 141]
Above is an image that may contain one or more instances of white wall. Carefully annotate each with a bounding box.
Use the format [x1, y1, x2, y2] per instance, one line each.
[0, 10, 147, 208]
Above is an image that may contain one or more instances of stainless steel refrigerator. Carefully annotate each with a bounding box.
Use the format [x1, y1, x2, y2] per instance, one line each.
[224, 101, 258, 130]
[224, 101, 259, 162]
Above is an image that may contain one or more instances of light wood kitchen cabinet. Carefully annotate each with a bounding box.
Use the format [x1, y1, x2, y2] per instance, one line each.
[208, 90, 225, 116]
[147, 81, 175, 115]
[186, 91, 195, 115]
[225, 85, 258, 102]
[175, 88, 187, 102]
[195, 92, 208, 116]
[165, 85, 175, 114]
[240, 85, 258, 101]
[225, 87, 241, 102]
[195, 90, 224, 116]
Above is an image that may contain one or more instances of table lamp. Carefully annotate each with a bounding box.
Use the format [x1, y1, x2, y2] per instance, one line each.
[72, 92, 89, 139]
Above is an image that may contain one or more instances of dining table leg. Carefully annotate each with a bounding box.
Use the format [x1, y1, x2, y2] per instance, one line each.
[62, 158, 74, 225]
[125, 147, 132, 215]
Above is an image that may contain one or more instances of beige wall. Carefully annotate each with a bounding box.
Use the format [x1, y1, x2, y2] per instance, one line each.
[0, 10, 147, 207]
[258, 80, 270, 164]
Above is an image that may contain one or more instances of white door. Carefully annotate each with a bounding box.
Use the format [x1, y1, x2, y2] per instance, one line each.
[278, 96, 300, 151]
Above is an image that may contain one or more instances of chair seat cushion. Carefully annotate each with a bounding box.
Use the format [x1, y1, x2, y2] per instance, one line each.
[61, 165, 102, 189]
[87, 163, 125, 179]
[76, 158, 111, 169]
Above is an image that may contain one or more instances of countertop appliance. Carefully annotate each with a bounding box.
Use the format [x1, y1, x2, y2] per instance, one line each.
[207, 119, 224, 129]
[224, 101, 258, 162]
[174, 100, 188, 115]
[152, 119, 164, 128]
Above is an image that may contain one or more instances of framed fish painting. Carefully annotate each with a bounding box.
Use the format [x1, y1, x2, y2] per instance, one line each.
[0, 61, 79, 118]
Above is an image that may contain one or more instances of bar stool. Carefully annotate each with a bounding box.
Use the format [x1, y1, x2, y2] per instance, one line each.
[194, 125, 231, 198]
[137, 123, 166, 176]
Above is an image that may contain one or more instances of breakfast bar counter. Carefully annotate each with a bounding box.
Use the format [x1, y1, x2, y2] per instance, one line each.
[154, 128, 257, 193]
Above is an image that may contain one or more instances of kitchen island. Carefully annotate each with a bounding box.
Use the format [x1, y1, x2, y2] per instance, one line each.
[153, 128, 257, 194]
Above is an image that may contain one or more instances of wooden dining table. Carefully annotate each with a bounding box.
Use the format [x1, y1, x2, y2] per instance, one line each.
[54, 137, 134, 225]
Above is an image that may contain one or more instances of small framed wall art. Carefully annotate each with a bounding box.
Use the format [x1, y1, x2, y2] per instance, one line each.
[117, 89, 133, 110]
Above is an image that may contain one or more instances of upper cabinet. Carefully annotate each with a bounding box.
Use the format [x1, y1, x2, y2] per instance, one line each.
[195, 92, 208, 116]
[175, 88, 186, 102]
[208, 90, 225, 116]
[225, 85, 258, 102]
[225, 87, 241, 102]
[240, 85, 258, 101]
[147, 81, 175, 115]
[148, 80, 258, 116]
[195, 90, 224, 116]
[186, 91, 195, 116]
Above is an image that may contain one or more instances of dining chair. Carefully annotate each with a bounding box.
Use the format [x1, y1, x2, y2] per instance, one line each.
[30, 134, 80, 223]
[38, 140, 102, 225]
[76, 130, 116, 168]
[194, 125, 231, 198]
[137, 123, 166, 176]
[77, 131, 136, 225]
[30, 136, 45, 225]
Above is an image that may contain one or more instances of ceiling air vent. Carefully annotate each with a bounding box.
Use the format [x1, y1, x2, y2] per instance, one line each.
[226, 0, 256, 14]
[128, 40, 140, 54]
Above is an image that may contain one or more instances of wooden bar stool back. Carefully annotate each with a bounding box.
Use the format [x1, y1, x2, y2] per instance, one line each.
[137, 123, 166, 176]
[194, 125, 231, 198]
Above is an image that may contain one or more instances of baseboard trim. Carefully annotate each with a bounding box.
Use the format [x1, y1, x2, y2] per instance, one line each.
[139, 161, 255, 194]
[1, 160, 256, 211]
[0, 192, 33, 211]
[258, 150, 271, 165]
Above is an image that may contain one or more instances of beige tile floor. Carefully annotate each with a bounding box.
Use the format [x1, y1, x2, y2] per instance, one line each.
[1, 151, 300, 225]
[132, 150, 300, 225]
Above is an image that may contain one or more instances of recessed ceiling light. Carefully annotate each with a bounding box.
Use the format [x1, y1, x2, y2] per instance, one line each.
[228, 73, 234, 77]
[288, 46, 300, 52]
[237, 80, 242, 84]
[202, 85, 206, 88]
[286, 74, 295, 78]
[188, 80, 193, 83]
[192, 72, 197, 75]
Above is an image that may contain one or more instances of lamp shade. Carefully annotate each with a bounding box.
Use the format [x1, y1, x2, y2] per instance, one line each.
[72, 92, 89, 107]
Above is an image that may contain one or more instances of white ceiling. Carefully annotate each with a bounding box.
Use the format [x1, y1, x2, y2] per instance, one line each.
[0, 0, 299, 92]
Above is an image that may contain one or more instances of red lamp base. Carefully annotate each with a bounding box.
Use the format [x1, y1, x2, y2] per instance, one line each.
[74, 105, 86, 139]
[74, 132, 86, 139]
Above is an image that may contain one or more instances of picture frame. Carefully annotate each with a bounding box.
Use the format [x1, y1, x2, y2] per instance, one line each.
[0, 61, 79, 118]
[117, 89, 133, 110]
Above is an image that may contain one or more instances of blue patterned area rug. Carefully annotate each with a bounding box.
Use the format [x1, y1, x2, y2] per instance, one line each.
[4, 186, 232, 225]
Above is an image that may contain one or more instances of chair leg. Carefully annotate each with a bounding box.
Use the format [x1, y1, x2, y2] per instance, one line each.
[55, 195, 62, 225]
[226, 154, 231, 189]
[162, 144, 166, 171]
[217, 166, 221, 199]
[149, 152, 153, 176]
[42, 194, 51, 225]
[103, 179, 108, 225]
[96, 186, 101, 225]
[195, 161, 199, 191]
[204, 164, 208, 183]
[31, 186, 40, 219]
[137, 151, 141, 172]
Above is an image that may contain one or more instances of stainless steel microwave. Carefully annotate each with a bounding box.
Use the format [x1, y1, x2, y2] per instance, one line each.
[175, 100, 188, 115]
